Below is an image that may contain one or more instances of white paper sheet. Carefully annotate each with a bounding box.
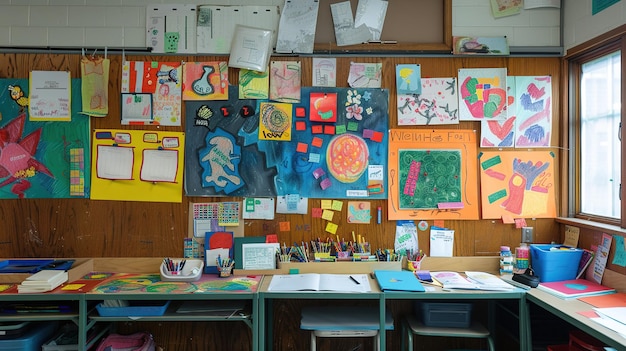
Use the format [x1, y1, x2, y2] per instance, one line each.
[146, 4, 197, 53]
[354, 0, 388, 41]
[29, 70, 71, 121]
[430, 227, 454, 257]
[276, 0, 320, 54]
[331, 1, 373, 46]
[140, 149, 178, 182]
[96, 145, 134, 180]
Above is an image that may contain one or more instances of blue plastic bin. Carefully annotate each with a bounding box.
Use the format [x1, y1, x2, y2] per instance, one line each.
[0, 322, 57, 351]
[530, 244, 584, 282]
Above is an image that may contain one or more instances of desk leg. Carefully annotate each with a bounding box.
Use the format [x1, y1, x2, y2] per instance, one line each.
[253, 294, 258, 351]
[379, 294, 386, 351]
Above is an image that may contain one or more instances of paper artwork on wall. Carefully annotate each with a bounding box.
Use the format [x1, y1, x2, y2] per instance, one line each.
[270, 61, 301, 103]
[458, 68, 507, 121]
[348, 62, 382, 88]
[397, 77, 459, 126]
[0, 78, 90, 199]
[514, 75, 552, 147]
[80, 55, 110, 117]
[453, 36, 510, 55]
[146, 4, 197, 54]
[387, 129, 479, 220]
[481, 76, 516, 147]
[182, 62, 229, 101]
[121, 61, 182, 126]
[239, 69, 269, 99]
[228, 25, 273, 72]
[330, 1, 372, 46]
[354, 0, 388, 41]
[275, 0, 320, 54]
[395, 64, 421, 95]
[90, 129, 185, 203]
[479, 150, 556, 219]
[29, 70, 71, 121]
[312, 58, 337, 87]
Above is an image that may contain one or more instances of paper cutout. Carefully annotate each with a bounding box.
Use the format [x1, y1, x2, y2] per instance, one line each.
[398, 77, 459, 126]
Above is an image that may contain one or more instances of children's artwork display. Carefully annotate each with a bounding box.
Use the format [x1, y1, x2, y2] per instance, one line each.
[185, 86, 389, 199]
[397, 77, 459, 126]
[182, 61, 229, 101]
[481, 76, 516, 147]
[0, 78, 90, 199]
[90, 129, 185, 203]
[121, 61, 182, 126]
[479, 150, 556, 219]
[514, 75, 552, 147]
[458, 68, 507, 121]
[387, 129, 479, 220]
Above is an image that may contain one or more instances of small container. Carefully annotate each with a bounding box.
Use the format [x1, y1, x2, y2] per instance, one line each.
[515, 243, 530, 270]
[500, 246, 513, 274]
[160, 259, 204, 282]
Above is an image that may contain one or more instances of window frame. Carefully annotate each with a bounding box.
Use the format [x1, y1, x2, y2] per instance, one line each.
[566, 25, 626, 228]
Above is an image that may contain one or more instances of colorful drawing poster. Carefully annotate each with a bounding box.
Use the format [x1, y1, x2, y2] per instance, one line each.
[0, 78, 90, 199]
[348, 62, 382, 88]
[458, 68, 507, 121]
[387, 129, 479, 220]
[182, 61, 228, 101]
[90, 129, 185, 203]
[121, 61, 182, 126]
[269, 61, 301, 103]
[479, 150, 556, 219]
[239, 69, 269, 99]
[481, 76, 516, 147]
[396, 64, 421, 95]
[184, 86, 388, 199]
[514, 75, 552, 147]
[309, 92, 337, 123]
[397, 77, 459, 126]
[258, 102, 292, 141]
[312, 57, 336, 87]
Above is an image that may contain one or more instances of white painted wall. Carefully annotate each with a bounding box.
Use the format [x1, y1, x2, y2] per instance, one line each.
[0, 0, 562, 51]
[562, 1, 626, 53]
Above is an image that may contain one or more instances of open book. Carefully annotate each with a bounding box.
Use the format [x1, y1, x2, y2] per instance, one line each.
[267, 273, 371, 293]
[431, 271, 514, 291]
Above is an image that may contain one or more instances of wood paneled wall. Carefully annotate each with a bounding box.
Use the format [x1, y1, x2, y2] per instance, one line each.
[0, 53, 563, 259]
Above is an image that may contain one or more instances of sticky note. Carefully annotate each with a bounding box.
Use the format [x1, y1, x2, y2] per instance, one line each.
[335, 125, 347, 134]
[321, 200, 332, 209]
[311, 137, 323, 148]
[362, 129, 374, 139]
[312, 208, 323, 218]
[296, 121, 306, 131]
[311, 125, 323, 134]
[320, 178, 332, 190]
[325, 222, 338, 234]
[331, 200, 343, 211]
[295, 106, 306, 117]
[347, 121, 359, 131]
[322, 209, 334, 221]
[308, 153, 321, 163]
[296, 142, 308, 153]
[324, 125, 335, 135]
[279, 222, 290, 231]
[371, 131, 384, 142]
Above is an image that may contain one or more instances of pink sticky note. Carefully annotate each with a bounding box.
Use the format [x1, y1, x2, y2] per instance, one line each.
[312, 208, 323, 218]
[320, 178, 332, 190]
[311, 137, 323, 148]
[296, 142, 308, 153]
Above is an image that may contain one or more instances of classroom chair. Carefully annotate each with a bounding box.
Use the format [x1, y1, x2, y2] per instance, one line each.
[401, 315, 494, 351]
[300, 305, 394, 351]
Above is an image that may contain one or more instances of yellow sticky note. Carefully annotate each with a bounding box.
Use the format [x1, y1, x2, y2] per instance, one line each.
[321, 200, 332, 209]
[62, 283, 86, 291]
[325, 222, 338, 234]
[322, 209, 334, 221]
[331, 200, 343, 211]
[279, 222, 291, 232]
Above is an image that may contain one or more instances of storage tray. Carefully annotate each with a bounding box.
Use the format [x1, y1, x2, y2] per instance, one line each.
[96, 300, 170, 317]
[417, 302, 473, 328]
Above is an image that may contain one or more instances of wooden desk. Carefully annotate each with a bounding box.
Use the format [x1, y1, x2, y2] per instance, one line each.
[525, 288, 626, 351]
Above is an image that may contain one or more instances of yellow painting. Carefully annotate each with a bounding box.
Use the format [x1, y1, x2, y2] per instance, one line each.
[258, 102, 292, 141]
[479, 150, 556, 219]
[90, 129, 185, 203]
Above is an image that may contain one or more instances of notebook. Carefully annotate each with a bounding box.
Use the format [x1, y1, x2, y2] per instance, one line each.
[374, 270, 425, 292]
[537, 278, 616, 299]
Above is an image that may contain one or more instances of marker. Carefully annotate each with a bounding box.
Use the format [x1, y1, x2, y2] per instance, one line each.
[349, 275, 361, 285]
[377, 207, 382, 224]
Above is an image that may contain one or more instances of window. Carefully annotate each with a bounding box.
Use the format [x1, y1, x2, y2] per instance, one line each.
[568, 29, 626, 227]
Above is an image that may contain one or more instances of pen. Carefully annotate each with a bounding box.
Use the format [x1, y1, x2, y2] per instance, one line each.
[349, 275, 360, 285]
[377, 207, 382, 224]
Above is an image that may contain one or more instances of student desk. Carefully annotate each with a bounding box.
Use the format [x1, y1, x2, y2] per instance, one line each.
[258, 275, 528, 351]
[524, 288, 626, 351]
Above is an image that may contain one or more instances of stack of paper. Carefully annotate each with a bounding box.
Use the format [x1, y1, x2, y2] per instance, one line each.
[537, 278, 615, 299]
[431, 271, 514, 291]
[18, 270, 68, 293]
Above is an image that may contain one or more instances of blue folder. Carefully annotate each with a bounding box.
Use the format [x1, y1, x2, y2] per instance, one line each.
[374, 270, 425, 292]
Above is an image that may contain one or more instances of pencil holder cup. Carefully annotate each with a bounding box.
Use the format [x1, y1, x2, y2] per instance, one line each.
[408, 260, 422, 272]
[217, 266, 232, 278]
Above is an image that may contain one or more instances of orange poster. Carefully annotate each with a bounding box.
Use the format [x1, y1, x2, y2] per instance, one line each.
[387, 129, 479, 220]
[479, 150, 556, 219]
